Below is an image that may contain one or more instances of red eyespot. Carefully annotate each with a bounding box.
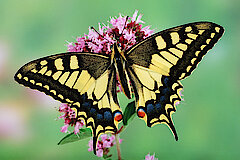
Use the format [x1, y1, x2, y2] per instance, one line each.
[137, 108, 146, 118]
[114, 112, 123, 122]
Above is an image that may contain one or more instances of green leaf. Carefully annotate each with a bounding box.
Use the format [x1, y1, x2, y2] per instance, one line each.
[58, 128, 92, 145]
[123, 101, 136, 126]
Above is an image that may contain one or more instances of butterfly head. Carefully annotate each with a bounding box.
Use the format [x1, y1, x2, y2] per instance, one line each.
[110, 43, 126, 62]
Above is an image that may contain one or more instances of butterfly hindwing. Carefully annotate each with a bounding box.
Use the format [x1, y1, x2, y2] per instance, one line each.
[127, 64, 183, 139]
[126, 22, 224, 136]
[14, 52, 122, 154]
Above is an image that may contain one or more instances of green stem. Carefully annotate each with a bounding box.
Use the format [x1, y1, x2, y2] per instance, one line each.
[115, 134, 121, 160]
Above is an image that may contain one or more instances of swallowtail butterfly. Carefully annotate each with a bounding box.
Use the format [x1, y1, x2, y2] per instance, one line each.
[14, 22, 224, 154]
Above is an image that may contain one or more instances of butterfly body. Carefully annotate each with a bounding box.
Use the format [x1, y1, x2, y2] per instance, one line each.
[14, 22, 224, 154]
[112, 43, 132, 99]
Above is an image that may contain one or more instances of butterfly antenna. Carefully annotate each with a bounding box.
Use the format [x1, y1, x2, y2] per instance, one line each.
[90, 26, 105, 39]
[91, 26, 113, 43]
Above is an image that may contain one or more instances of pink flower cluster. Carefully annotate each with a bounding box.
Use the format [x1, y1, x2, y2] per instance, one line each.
[145, 153, 158, 160]
[67, 10, 153, 92]
[88, 134, 122, 157]
[67, 10, 154, 54]
[58, 104, 84, 134]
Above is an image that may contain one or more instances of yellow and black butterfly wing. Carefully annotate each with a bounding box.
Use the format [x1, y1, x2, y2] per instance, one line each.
[127, 22, 224, 79]
[127, 65, 182, 139]
[126, 22, 224, 138]
[14, 52, 122, 154]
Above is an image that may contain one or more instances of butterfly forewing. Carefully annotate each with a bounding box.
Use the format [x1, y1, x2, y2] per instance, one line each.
[126, 22, 224, 80]
[126, 22, 224, 136]
[14, 52, 122, 154]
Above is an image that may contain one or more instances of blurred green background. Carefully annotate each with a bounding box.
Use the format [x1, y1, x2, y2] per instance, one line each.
[0, 0, 239, 159]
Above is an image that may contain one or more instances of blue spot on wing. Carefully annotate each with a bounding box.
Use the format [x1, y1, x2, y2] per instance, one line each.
[160, 96, 166, 102]
[163, 77, 170, 86]
[162, 88, 170, 94]
[146, 103, 155, 114]
[90, 108, 97, 116]
[83, 101, 91, 108]
[104, 111, 112, 121]
[96, 113, 103, 121]
[155, 103, 162, 110]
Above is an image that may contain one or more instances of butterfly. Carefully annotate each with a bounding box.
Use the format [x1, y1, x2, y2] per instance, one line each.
[14, 21, 224, 154]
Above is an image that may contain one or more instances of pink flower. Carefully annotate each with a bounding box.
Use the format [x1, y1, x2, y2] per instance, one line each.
[58, 103, 84, 134]
[145, 153, 158, 160]
[142, 26, 154, 38]
[88, 139, 93, 151]
[74, 121, 84, 134]
[88, 134, 122, 157]
[67, 10, 153, 55]
[96, 143, 104, 157]
[60, 124, 69, 133]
